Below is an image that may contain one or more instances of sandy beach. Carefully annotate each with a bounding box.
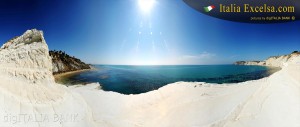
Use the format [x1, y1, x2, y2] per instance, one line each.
[54, 69, 93, 84]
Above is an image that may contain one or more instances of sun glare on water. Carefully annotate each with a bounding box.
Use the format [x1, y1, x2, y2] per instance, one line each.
[138, 0, 156, 13]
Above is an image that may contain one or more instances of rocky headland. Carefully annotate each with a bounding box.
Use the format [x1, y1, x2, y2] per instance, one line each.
[50, 50, 91, 75]
[234, 51, 300, 67]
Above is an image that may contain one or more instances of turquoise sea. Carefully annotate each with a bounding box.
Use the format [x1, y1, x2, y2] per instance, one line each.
[61, 65, 280, 94]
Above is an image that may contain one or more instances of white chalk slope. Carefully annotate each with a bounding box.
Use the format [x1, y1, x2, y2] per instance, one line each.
[0, 29, 96, 127]
[72, 55, 300, 127]
[1, 29, 299, 127]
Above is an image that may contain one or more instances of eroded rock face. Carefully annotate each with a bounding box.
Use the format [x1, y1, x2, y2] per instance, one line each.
[0, 29, 95, 127]
[49, 50, 91, 75]
[235, 52, 300, 67]
[234, 61, 266, 66]
[0, 29, 54, 84]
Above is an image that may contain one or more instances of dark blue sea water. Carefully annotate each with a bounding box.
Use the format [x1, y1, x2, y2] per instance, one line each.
[60, 65, 279, 94]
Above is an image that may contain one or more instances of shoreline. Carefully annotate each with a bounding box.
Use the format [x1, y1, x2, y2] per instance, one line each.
[58, 64, 281, 94]
[60, 65, 281, 95]
[54, 68, 94, 84]
[54, 69, 92, 77]
[71, 55, 300, 126]
[54, 65, 97, 78]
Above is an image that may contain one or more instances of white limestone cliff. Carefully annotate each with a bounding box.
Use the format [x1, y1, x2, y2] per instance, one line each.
[0, 29, 96, 127]
[0, 29, 54, 84]
[235, 52, 300, 68]
[264, 53, 299, 67]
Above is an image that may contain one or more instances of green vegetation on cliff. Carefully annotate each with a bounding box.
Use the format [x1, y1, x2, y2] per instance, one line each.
[49, 50, 91, 75]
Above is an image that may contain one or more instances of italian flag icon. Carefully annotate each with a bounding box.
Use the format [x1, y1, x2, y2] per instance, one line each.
[204, 5, 215, 12]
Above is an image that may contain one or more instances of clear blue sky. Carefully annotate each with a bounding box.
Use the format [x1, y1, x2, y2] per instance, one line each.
[0, 0, 299, 65]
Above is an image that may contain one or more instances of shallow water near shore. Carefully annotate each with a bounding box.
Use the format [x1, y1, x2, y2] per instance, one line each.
[59, 65, 280, 94]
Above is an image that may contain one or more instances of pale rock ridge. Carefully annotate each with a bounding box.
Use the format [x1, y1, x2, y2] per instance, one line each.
[264, 53, 299, 67]
[0, 29, 96, 127]
[235, 52, 300, 67]
[0, 29, 54, 84]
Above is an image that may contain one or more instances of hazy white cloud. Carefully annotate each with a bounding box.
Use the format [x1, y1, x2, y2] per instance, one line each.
[182, 52, 216, 60]
[128, 52, 219, 65]
[135, 40, 140, 52]
[229, 55, 240, 59]
[98, 51, 221, 65]
[163, 40, 169, 52]
[176, 52, 217, 65]
[152, 41, 156, 52]
[120, 39, 126, 50]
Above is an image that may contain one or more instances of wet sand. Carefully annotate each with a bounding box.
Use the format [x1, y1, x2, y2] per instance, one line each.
[54, 68, 95, 84]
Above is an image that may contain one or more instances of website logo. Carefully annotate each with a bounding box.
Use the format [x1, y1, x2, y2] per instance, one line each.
[184, 0, 299, 23]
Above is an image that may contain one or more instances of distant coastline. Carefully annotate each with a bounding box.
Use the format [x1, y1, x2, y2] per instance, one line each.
[50, 50, 91, 75]
[54, 65, 98, 84]
[48, 50, 93, 84]
[54, 69, 90, 83]
[234, 51, 300, 67]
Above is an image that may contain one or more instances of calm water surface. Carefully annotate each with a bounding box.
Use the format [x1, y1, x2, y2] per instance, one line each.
[59, 65, 280, 94]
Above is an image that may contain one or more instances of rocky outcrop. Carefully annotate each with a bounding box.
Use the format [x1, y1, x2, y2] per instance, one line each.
[234, 61, 266, 66]
[0, 29, 95, 127]
[50, 50, 91, 75]
[0, 29, 54, 84]
[235, 51, 300, 67]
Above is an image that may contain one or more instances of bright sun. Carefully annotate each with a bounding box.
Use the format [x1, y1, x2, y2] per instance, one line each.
[138, 0, 156, 13]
